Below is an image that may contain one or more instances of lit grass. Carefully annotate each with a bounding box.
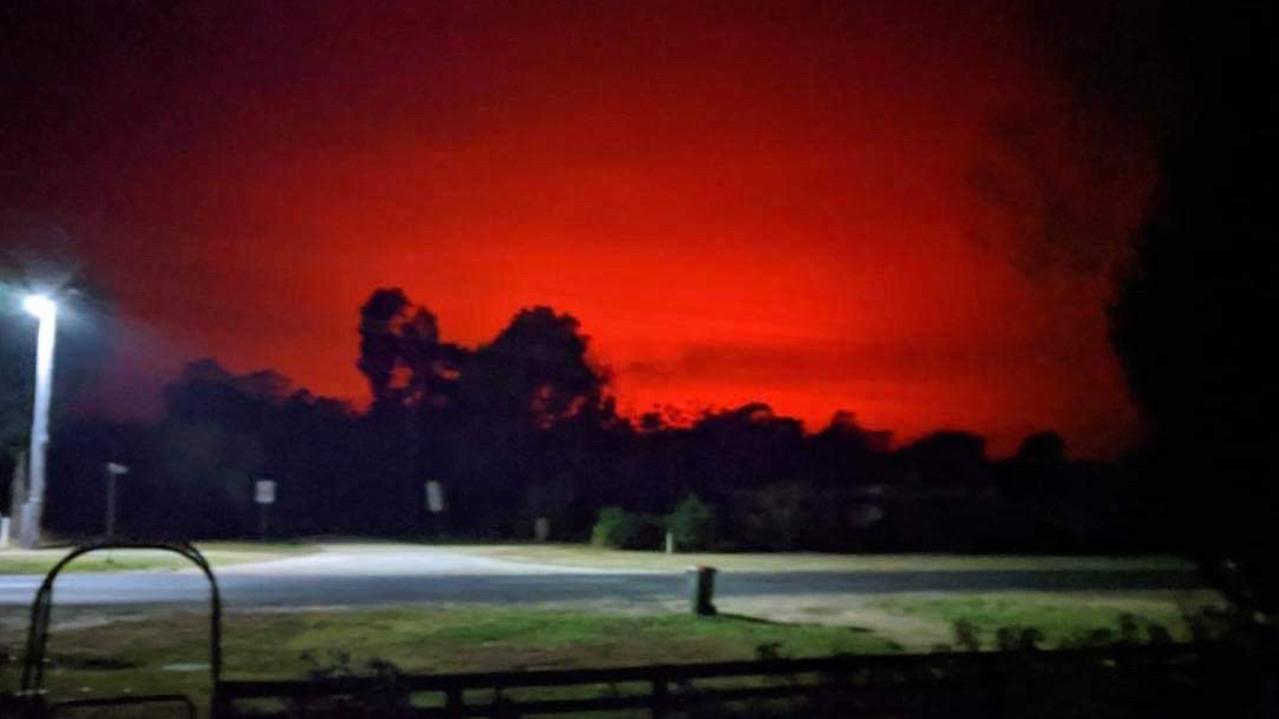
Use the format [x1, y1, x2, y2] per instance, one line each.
[868, 590, 1223, 649]
[0, 541, 315, 575]
[445, 543, 1192, 574]
[0, 592, 1225, 714]
[0, 605, 899, 713]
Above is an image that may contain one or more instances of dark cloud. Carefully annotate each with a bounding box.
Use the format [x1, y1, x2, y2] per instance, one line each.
[964, 0, 1176, 278]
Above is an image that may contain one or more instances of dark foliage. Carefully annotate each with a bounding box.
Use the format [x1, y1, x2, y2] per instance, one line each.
[30, 288, 1135, 550]
[590, 507, 662, 550]
[668, 494, 716, 551]
[1107, 2, 1279, 607]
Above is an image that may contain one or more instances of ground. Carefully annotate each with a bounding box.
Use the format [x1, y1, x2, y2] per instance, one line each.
[444, 543, 1193, 573]
[3, 606, 896, 702]
[0, 541, 1194, 576]
[0, 596, 1213, 714]
[0, 541, 314, 575]
[0, 541, 1223, 715]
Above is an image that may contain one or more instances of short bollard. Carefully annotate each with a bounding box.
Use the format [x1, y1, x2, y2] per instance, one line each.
[689, 565, 717, 616]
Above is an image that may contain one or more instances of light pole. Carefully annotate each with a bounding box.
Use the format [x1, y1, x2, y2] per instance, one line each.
[18, 294, 57, 549]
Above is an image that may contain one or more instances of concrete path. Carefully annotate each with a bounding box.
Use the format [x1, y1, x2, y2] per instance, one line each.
[214, 545, 608, 576]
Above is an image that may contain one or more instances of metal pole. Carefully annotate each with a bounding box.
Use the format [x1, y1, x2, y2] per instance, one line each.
[105, 467, 117, 541]
[259, 503, 269, 540]
[19, 301, 56, 549]
[8, 451, 26, 542]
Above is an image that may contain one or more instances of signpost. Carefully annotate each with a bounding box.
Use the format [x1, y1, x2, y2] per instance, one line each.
[254, 479, 276, 540]
[104, 462, 129, 540]
[424, 480, 444, 538]
[425, 481, 445, 514]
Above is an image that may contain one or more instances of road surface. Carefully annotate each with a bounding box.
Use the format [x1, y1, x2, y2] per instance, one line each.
[0, 546, 1203, 609]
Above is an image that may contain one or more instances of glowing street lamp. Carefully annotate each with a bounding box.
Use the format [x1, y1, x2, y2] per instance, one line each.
[18, 294, 57, 549]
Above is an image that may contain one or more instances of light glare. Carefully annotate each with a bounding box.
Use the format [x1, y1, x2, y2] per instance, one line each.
[22, 294, 56, 319]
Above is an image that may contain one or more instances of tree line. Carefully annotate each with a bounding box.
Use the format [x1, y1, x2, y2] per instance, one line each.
[1, 288, 1129, 551]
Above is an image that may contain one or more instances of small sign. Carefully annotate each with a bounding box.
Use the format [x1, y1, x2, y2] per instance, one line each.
[254, 479, 276, 505]
[106, 462, 129, 476]
[425, 481, 445, 513]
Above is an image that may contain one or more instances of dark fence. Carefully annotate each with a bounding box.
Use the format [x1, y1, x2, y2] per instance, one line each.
[215, 642, 1258, 718]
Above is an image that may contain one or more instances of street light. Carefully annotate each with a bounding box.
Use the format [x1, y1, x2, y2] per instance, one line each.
[18, 293, 57, 549]
[22, 294, 56, 319]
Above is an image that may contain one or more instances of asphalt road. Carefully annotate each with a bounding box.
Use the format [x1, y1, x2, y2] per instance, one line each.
[0, 548, 1203, 609]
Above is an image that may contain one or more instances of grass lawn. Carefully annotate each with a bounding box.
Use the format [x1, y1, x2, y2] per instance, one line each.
[0, 589, 1224, 715]
[0, 605, 899, 713]
[0, 541, 315, 575]
[446, 543, 1193, 574]
[866, 590, 1223, 649]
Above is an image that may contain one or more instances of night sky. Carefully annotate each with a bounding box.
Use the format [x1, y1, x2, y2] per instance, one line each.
[1, 1, 1158, 456]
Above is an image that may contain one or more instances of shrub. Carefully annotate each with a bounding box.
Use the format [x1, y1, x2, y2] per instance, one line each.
[591, 507, 661, 549]
[668, 494, 717, 550]
[732, 482, 824, 550]
[952, 619, 982, 652]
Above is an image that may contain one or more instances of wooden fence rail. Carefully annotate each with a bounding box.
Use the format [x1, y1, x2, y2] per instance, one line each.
[214, 643, 1224, 718]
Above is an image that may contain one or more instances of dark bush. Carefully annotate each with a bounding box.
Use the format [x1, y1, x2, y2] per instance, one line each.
[590, 507, 661, 549]
[668, 494, 717, 550]
[731, 482, 830, 550]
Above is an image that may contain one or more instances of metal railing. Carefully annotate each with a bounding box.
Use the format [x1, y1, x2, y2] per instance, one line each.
[9, 541, 222, 719]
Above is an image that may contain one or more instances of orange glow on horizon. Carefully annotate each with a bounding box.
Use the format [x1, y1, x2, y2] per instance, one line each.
[56, 2, 1149, 457]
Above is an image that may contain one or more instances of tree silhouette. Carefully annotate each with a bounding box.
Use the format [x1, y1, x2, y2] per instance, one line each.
[1014, 431, 1066, 466]
[17, 284, 1135, 550]
[357, 288, 466, 414]
[897, 431, 989, 485]
[1108, 2, 1278, 607]
[151, 360, 287, 535]
[356, 288, 412, 405]
[461, 306, 605, 427]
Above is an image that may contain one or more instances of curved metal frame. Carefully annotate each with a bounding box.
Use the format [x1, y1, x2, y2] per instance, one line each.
[17, 541, 222, 713]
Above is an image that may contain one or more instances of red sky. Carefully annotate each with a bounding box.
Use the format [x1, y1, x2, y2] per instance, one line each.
[3, 1, 1154, 456]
